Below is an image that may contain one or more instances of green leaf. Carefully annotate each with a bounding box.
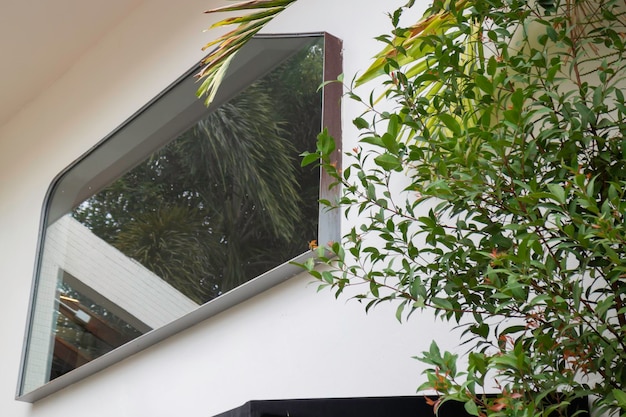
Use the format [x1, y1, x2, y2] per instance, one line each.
[511, 88, 524, 111]
[438, 113, 462, 136]
[487, 56, 497, 76]
[300, 151, 320, 167]
[547, 183, 566, 204]
[360, 136, 386, 148]
[474, 74, 493, 95]
[353, 117, 370, 129]
[503, 109, 520, 124]
[321, 271, 334, 284]
[374, 153, 403, 171]
[396, 301, 406, 322]
[317, 128, 336, 155]
[500, 325, 526, 336]
[370, 279, 380, 297]
[464, 400, 479, 416]
[432, 297, 454, 311]
[429, 340, 442, 358]
[574, 102, 594, 128]
[381, 133, 400, 155]
[366, 183, 377, 200]
[613, 389, 626, 407]
[437, 113, 461, 136]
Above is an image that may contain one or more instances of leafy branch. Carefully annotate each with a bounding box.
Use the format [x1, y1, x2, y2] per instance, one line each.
[200, 0, 626, 415]
[301, 0, 626, 415]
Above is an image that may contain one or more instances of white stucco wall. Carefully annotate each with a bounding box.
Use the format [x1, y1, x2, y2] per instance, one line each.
[0, 1, 462, 416]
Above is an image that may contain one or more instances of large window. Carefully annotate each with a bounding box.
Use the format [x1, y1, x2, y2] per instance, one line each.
[18, 33, 341, 402]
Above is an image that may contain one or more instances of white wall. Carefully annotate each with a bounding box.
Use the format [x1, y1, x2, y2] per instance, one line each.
[0, 0, 461, 416]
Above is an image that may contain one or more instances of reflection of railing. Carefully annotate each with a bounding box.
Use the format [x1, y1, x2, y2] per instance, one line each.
[53, 295, 137, 374]
[52, 337, 91, 372]
[58, 296, 134, 347]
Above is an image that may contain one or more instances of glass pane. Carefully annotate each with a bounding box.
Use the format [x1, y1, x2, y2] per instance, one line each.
[21, 36, 325, 394]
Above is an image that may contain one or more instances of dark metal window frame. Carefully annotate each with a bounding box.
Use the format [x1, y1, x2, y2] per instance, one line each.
[17, 32, 342, 403]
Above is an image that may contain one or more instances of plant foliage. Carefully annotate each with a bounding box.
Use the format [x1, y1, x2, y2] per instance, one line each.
[304, 0, 626, 415]
[200, 0, 626, 415]
[197, 0, 298, 104]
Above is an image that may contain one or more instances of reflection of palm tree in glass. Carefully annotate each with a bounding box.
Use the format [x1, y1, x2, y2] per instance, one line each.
[73, 44, 323, 304]
[114, 86, 305, 302]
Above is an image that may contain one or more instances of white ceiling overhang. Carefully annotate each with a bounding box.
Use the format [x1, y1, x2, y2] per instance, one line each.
[0, 0, 144, 127]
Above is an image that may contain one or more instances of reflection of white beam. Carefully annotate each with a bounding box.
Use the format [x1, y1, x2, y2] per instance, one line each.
[50, 215, 198, 328]
[58, 300, 87, 322]
[63, 271, 145, 332]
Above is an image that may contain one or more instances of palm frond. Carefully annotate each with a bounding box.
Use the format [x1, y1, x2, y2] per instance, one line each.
[197, 0, 298, 105]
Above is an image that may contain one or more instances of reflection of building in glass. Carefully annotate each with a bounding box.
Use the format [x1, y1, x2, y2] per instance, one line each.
[22, 216, 198, 393]
[51, 282, 143, 379]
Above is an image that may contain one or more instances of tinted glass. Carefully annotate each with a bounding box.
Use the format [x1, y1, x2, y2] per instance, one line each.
[20, 35, 325, 395]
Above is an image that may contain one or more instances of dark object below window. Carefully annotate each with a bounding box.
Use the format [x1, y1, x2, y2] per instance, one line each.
[213, 396, 589, 417]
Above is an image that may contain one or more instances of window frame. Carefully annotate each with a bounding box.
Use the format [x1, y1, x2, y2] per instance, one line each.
[17, 32, 342, 402]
